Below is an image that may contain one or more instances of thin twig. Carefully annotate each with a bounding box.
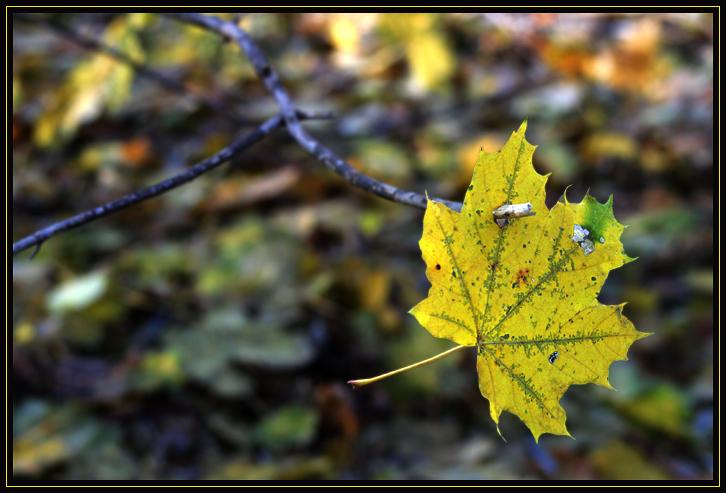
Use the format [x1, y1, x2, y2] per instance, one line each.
[170, 13, 463, 212]
[29, 243, 43, 260]
[14, 14, 246, 125]
[12, 110, 330, 255]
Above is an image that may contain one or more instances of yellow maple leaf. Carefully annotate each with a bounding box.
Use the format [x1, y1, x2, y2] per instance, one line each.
[412, 121, 650, 440]
[351, 121, 650, 441]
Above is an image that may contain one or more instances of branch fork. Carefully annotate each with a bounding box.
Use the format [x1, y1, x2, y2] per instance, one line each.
[12, 13, 463, 256]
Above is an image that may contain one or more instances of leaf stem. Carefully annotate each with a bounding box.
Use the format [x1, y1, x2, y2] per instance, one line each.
[348, 344, 468, 388]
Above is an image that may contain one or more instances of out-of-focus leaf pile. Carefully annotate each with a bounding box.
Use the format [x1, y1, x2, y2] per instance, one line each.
[12, 13, 713, 480]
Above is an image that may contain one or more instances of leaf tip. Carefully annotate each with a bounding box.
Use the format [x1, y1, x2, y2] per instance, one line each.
[532, 431, 543, 444]
[516, 119, 529, 136]
[560, 184, 574, 204]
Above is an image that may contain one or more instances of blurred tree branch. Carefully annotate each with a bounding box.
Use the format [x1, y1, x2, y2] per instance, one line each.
[170, 13, 462, 212]
[11, 110, 330, 255]
[12, 12, 465, 256]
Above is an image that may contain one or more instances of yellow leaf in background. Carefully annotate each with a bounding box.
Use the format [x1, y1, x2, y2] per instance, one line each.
[328, 14, 361, 57]
[377, 14, 455, 92]
[13, 406, 99, 476]
[591, 440, 669, 479]
[582, 132, 638, 162]
[409, 122, 649, 441]
[326, 14, 381, 69]
[378, 13, 436, 41]
[13, 438, 67, 476]
[406, 31, 455, 92]
[13, 76, 23, 112]
[359, 270, 391, 312]
[33, 15, 147, 148]
[14, 320, 36, 345]
[617, 384, 691, 438]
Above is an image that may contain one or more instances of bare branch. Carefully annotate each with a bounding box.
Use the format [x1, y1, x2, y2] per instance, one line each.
[170, 13, 463, 212]
[12, 110, 330, 255]
[14, 12, 463, 257]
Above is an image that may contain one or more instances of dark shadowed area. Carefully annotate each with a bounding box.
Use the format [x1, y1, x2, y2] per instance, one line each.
[11, 12, 714, 480]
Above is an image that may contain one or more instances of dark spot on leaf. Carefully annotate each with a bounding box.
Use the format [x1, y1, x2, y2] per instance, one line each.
[435, 264, 441, 270]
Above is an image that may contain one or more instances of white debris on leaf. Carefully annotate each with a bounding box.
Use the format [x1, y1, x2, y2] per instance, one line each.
[495, 218, 509, 228]
[492, 202, 534, 219]
[572, 224, 590, 243]
[572, 224, 595, 256]
[492, 202, 535, 228]
[580, 239, 595, 256]
[599, 237, 605, 244]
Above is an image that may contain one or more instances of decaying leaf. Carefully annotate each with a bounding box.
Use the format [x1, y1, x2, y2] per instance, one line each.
[409, 121, 650, 441]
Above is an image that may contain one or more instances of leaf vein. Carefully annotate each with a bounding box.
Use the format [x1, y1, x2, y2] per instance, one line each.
[434, 214, 481, 334]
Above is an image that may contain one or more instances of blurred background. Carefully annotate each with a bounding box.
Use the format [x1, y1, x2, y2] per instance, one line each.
[11, 12, 714, 480]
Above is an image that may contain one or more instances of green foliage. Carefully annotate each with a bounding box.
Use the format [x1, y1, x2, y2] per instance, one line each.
[255, 406, 320, 451]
